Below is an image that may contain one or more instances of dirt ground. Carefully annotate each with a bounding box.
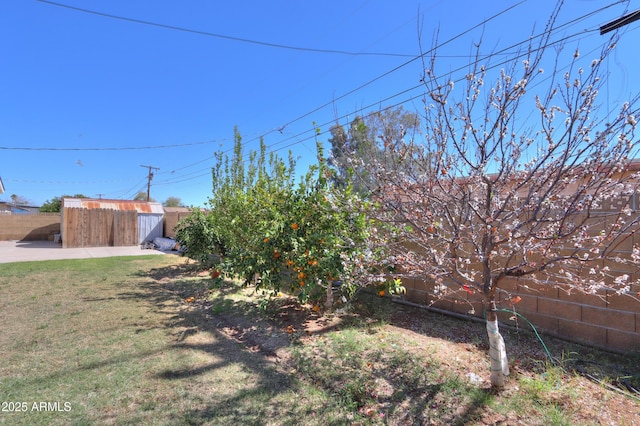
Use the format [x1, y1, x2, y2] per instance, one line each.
[179, 268, 640, 425]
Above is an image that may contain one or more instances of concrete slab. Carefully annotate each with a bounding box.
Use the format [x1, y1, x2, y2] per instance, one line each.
[0, 240, 168, 264]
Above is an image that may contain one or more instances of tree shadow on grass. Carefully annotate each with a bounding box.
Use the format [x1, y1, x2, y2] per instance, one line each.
[123, 265, 470, 423]
[126, 264, 490, 423]
[120, 262, 639, 424]
[128, 263, 640, 424]
[122, 265, 324, 423]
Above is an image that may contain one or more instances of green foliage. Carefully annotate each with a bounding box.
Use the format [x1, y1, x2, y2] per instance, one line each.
[177, 127, 390, 308]
[163, 196, 183, 207]
[328, 106, 421, 195]
[133, 191, 155, 202]
[39, 194, 87, 212]
[174, 209, 223, 266]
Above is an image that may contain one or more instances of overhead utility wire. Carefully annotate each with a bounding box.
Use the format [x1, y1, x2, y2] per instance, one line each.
[261, 0, 624, 150]
[214, 0, 621, 162]
[34, 0, 415, 58]
[8, 1, 623, 157]
[0, 139, 222, 152]
[254, 29, 612, 160]
[155, 0, 530, 185]
[153, 15, 627, 190]
[153, 2, 620, 185]
[31, 1, 624, 194]
[263, 1, 528, 140]
[14, 0, 623, 193]
[7, 1, 525, 154]
[151, 13, 638, 198]
[260, 23, 626, 161]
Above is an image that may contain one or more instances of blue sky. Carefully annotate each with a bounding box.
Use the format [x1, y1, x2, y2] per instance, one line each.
[1, 0, 639, 207]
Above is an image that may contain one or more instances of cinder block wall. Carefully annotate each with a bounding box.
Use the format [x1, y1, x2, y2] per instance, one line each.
[398, 194, 640, 353]
[0, 213, 61, 241]
[163, 211, 192, 238]
[403, 275, 640, 353]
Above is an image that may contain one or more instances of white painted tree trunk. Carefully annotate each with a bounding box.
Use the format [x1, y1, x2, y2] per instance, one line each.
[487, 318, 510, 387]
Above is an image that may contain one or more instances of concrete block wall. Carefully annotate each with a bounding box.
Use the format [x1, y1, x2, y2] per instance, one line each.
[163, 211, 192, 238]
[404, 275, 640, 353]
[0, 213, 61, 241]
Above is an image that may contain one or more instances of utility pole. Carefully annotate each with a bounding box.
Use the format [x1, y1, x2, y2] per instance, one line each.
[140, 165, 160, 202]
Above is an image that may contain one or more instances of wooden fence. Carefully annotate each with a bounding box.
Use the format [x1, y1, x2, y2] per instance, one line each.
[62, 208, 138, 248]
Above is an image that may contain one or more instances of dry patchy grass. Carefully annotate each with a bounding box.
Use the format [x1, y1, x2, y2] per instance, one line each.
[0, 256, 638, 425]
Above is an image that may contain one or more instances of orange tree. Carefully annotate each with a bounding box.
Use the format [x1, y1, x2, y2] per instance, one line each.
[281, 144, 394, 308]
[176, 127, 395, 308]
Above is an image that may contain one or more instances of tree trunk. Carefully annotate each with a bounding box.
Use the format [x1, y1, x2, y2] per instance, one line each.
[325, 281, 334, 310]
[486, 300, 509, 388]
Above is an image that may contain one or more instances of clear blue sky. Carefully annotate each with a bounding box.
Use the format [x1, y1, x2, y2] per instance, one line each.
[1, 0, 639, 207]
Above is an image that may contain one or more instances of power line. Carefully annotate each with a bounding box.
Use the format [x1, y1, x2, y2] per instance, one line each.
[34, 0, 416, 58]
[240, 37, 628, 170]
[125, 184, 151, 201]
[243, 2, 629, 157]
[202, 0, 615, 165]
[263, 1, 529, 141]
[600, 8, 640, 34]
[146, 1, 630, 187]
[0, 1, 530, 156]
[11, 0, 630, 196]
[103, 177, 148, 200]
[0, 138, 223, 151]
[158, 0, 561, 180]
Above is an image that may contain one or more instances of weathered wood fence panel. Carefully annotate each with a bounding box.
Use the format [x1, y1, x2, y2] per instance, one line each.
[63, 208, 138, 248]
[62, 208, 81, 248]
[114, 210, 138, 246]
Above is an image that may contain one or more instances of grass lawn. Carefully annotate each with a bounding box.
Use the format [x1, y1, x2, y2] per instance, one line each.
[0, 255, 638, 425]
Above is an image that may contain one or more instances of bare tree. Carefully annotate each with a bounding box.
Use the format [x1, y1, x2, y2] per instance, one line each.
[9, 194, 31, 206]
[371, 5, 640, 387]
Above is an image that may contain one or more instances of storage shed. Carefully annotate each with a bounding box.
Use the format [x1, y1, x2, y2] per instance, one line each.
[61, 198, 164, 248]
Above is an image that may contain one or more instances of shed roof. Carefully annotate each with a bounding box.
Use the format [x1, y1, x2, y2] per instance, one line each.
[62, 198, 164, 214]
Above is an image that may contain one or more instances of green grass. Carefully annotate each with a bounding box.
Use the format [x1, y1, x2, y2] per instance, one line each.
[0, 256, 638, 425]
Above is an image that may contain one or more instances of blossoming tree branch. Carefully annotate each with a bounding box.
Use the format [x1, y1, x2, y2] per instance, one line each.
[367, 4, 640, 387]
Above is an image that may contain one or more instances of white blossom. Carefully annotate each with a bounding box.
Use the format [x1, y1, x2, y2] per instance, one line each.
[614, 274, 629, 285]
